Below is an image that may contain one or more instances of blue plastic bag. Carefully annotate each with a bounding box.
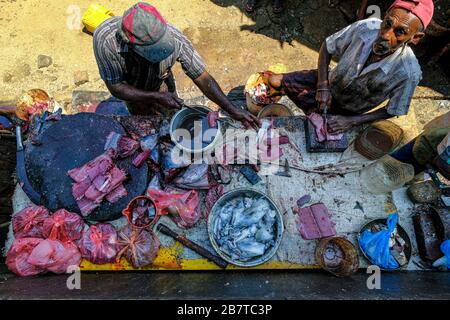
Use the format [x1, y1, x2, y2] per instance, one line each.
[441, 240, 450, 270]
[359, 213, 400, 270]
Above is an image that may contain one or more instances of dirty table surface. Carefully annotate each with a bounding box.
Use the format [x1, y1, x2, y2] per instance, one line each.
[9, 116, 423, 271]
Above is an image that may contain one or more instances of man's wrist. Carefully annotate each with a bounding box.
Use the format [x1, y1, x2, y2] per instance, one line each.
[317, 79, 329, 89]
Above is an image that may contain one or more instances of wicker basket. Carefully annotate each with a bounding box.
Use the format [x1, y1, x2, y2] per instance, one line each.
[315, 236, 359, 277]
[355, 120, 404, 160]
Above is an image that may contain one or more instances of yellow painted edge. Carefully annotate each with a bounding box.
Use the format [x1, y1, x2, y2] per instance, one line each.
[80, 198, 398, 271]
[80, 258, 318, 271]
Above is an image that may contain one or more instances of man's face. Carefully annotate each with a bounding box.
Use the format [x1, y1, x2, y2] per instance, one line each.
[373, 8, 424, 56]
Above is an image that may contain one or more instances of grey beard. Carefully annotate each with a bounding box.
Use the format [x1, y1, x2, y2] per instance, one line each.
[372, 42, 392, 55]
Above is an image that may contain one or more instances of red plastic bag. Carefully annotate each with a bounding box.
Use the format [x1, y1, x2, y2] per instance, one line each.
[12, 206, 51, 239]
[146, 188, 201, 228]
[42, 209, 86, 242]
[79, 224, 120, 264]
[117, 224, 160, 268]
[6, 238, 45, 277]
[27, 239, 81, 274]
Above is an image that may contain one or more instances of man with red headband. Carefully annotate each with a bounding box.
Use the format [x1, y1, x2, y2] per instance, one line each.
[93, 3, 260, 129]
[265, 0, 434, 134]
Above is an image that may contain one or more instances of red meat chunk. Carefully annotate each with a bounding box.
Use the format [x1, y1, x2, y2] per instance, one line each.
[308, 113, 343, 142]
[68, 151, 128, 217]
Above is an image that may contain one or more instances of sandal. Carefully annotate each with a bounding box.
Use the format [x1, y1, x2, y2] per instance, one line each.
[245, 0, 257, 13]
[273, 0, 285, 14]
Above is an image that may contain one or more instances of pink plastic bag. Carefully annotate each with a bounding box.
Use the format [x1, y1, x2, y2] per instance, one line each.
[79, 224, 120, 264]
[146, 188, 201, 228]
[12, 206, 51, 239]
[27, 239, 81, 274]
[6, 238, 45, 277]
[42, 209, 86, 242]
[117, 224, 160, 268]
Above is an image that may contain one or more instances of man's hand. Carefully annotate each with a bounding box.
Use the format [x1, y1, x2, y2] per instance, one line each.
[228, 108, 261, 130]
[155, 92, 184, 110]
[327, 115, 354, 134]
[315, 88, 332, 113]
[193, 72, 261, 129]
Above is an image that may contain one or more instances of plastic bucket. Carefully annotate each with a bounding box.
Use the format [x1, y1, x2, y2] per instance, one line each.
[82, 4, 115, 34]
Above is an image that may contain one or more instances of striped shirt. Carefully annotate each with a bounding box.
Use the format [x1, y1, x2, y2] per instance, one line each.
[326, 18, 422, 116]
[93, 17, 206, 92]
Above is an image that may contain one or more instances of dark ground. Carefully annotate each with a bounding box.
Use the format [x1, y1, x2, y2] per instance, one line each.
[0, 264, 449, 300]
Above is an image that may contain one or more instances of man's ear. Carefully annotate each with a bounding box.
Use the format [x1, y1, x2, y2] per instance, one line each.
[409, 32, 425, 46]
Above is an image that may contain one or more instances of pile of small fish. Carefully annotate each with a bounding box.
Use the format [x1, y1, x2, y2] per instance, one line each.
[212, 196, 278, 262]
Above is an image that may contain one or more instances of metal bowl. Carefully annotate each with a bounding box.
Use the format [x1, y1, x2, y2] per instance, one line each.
[357, 218, 412, 271]
[170, 105, 221, 155]
[207, 188, 284, 267]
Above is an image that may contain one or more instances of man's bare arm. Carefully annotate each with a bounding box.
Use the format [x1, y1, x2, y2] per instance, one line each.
[327, 107, 393, 134]
[316, 42, 333, 111]
[193, 71, 260, 129]
[317, 42, 332, 88]
[106, 82, 183, 109]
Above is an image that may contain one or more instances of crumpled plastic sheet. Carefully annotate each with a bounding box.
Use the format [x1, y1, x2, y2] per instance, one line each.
[27, 239, 81, 274]
[7, 237, 82, 277]
[6, 238, 46, 277]
[146, 188, 201, 229]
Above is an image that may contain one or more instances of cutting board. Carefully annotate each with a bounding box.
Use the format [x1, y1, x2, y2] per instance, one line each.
[304, 119, 349, 153]
[25, 113, 148, 221]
